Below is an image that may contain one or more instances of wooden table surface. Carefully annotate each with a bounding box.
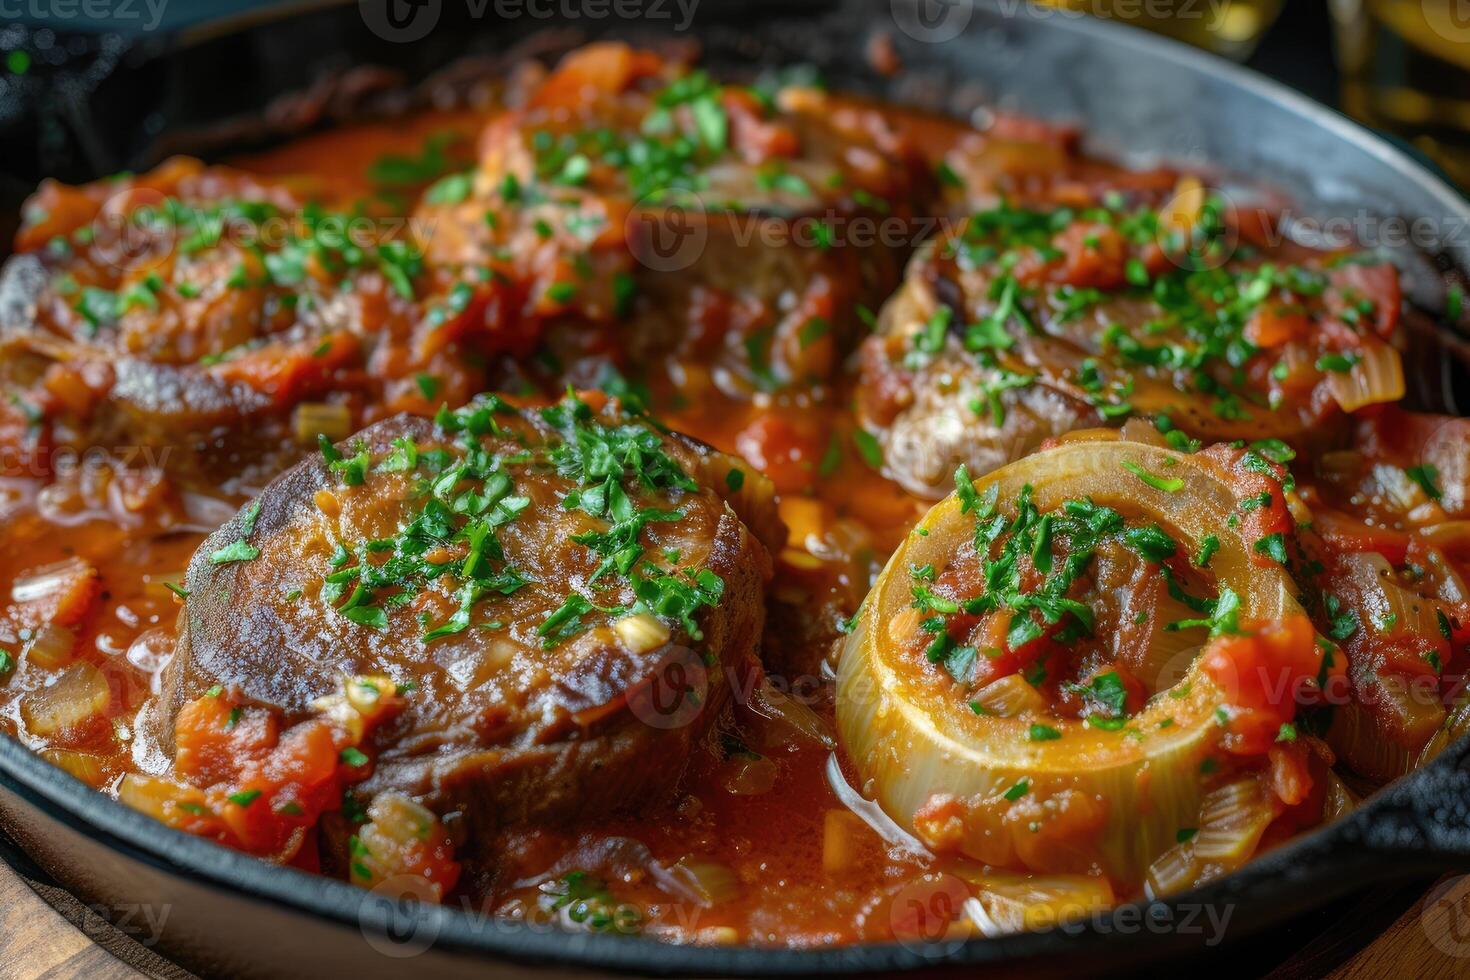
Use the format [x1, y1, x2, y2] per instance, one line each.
[2, 856, 1469, 979]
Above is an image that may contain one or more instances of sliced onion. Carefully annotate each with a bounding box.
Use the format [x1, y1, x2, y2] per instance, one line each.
[1192, 777, 1277, 866]
[1336, 551, 1444, 638]
[695, 451, 786, 556]
[1419, 522, 1470, 552]
[1326, 342, 1404, 413]
[41, 749, 108, 788]
[1371, 463, 1427, 513]
[23, 624, 77, 671]
[963, 872, 1115, 936]
[836, 437, 1309, 884]
[1327, 701, 1417, 783]
[1417, 694, 1470, 767]
[1417, 540, 1470, 604]
[1144, 840, 1198, 899]
[747, 675, 834, 750]
[968, 674, 1047, 718]
[1325, 551, 1449, 776]
[293, 402, 352, 444]
[1119, 416, 1171, 448]
[22, 662, 111, 736]
[824, 753, 932, 857]
[1129, 588, 1210, 692]
[1322, 771, 1359, 820]
[724, 752, 777, 796]
[668, 858, 741, 906]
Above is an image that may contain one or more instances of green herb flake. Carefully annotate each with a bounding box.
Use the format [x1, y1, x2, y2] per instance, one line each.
[1121, 460, 1184, 493]
[340, 747, 370, 767]
[228, 789, 262, 808]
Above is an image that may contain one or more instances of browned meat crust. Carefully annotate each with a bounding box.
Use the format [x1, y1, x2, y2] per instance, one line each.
[158, 395, 776, 859]
[412, 42, 930, 400]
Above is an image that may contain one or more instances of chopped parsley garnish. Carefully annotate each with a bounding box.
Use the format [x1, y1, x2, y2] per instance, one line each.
[340, 747, 370, 767]
[1003, 779, 1030, 801]
[1123, 524, 1177, 564]
[209, 500, 263, 565]
[1315, 352, 1360, 373]
[1405, 464, 1443, 501]
[1066, 671, 1130, 724]
[1121, 460, 1184, 493]
[1254, 532, 1289, 564]
[1027, 723, 1062, 742]
[852, 430, 884, 470]
[1323, 593, 1359, 642]
[1165, 584, 1241, 638]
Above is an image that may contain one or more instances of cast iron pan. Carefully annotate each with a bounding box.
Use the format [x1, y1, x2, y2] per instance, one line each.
[2, 2, 1469, 976]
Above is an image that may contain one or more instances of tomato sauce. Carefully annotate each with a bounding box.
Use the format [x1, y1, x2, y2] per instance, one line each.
[1, 46, 1467, 948]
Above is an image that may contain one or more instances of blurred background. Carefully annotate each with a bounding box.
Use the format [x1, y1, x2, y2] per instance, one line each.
[1, 0, 1468, 185]
[1037, 0, 1470, 188]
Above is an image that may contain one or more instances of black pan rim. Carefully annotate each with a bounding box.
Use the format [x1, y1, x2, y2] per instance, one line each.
[2, 1, 1469, 973]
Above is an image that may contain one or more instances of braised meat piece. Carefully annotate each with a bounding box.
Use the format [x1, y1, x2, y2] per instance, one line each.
[857, 191, 1406, 498]
[413, 42, 929, 399]
[155, 393, 777, 864]
[0, 158, 481, 476]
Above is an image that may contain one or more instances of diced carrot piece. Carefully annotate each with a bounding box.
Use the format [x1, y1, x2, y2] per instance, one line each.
[9, 557, 100, 630]
[1244, 305, 1311, 348]
[1053, 223, 1127, 289]
[530, 42, 662, 110]
[210, 332, 359, 405]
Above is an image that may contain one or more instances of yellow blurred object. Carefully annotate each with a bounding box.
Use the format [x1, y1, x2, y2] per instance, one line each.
[1030, 0, 1284, 60]
[1332, 0, 1470, 185]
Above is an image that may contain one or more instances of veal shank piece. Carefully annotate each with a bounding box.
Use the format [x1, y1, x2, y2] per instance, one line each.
[857, 192, 1406, 498]
[414, 42, 929, 398]
[159, 393, 777, 862]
